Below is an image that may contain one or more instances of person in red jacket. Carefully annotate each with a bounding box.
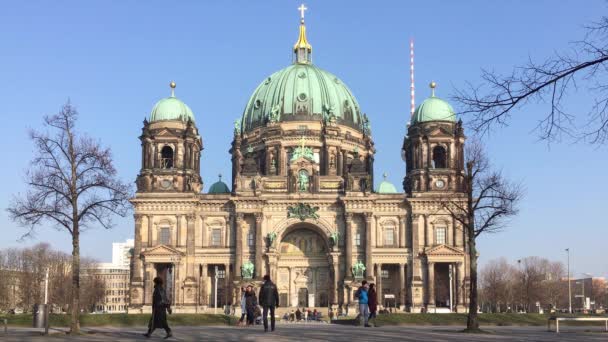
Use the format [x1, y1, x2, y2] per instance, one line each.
[368, 283, 378, 327]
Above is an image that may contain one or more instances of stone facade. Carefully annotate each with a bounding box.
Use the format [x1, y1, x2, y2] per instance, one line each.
[128, 115, 469, 314]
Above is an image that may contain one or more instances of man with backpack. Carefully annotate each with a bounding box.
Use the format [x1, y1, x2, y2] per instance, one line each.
[354, 280, 370, 327]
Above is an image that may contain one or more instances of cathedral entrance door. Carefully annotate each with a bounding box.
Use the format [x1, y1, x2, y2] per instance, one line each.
[154, 263, 174, 305]
[298, 288, 308, 307]
[277, 225, 331, 308]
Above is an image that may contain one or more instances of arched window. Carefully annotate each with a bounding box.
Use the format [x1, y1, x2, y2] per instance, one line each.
[432, 146, 447, 169]
[161, 146, 174, 169]
[383, 224, 396, 246]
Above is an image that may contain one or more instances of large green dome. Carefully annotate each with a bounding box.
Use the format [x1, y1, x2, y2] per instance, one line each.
[412, 84, 456, 124]
[241, 63, 363, 132]
[150, 83, 195, 122]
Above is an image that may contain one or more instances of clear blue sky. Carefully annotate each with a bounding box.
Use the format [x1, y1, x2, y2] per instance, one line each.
[1, 1, 606, 277]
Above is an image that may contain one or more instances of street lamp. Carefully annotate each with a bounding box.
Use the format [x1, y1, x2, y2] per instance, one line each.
[517, 259, 523, 313]
[565, 248, 572, 314]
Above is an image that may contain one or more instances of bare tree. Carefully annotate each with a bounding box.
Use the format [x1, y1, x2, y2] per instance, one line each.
[7, 102, 130, 333]
[454, 14, 608, 144]
[479, 258, 516, 313]
[439, 139, 523, 332]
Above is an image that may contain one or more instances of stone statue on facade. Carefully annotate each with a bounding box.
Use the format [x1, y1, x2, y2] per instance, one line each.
[329, 231, 340, 248]
[241, 261, 255, 279]
[352, 260, 366, 279]
[234, 119, 241, 135]
[298, 170, 309, 192]
[266, 231, 277, 248]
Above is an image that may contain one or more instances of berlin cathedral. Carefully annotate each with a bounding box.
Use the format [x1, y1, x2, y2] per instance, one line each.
[129, 8, 469, 314]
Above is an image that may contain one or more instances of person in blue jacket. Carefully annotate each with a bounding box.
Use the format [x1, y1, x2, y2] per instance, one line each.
[354, 280, 370, 327]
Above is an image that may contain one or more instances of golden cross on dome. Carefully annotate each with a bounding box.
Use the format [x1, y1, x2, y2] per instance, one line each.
[298, 4, 307, 21]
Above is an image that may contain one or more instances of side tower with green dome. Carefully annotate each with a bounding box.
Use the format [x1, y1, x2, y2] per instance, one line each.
[135, 82, 203, 194]
[231, 10, 374, 196]
[402, 82, 465, 195]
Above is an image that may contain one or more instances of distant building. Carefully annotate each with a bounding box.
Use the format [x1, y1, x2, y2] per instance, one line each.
[90, 239, 134, 313]
[112, 239, 134, 269]
[93, 263, 130, 313]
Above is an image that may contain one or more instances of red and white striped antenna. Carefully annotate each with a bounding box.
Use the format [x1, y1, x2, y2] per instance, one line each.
[410, 38, 415, 119]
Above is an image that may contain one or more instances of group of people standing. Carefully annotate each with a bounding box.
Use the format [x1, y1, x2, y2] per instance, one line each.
[142, 275, 378, 339]
[238, 275, 280, 332]
[355, 280, 378, 327]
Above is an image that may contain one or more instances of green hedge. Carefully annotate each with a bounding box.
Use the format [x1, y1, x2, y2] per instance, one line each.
[0, 314, 234, 327]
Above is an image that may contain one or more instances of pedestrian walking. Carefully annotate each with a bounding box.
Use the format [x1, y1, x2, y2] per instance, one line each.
[144, 277, 173, 339]
[258, 274, 279, 332]
[245, 284, 258, 326]
[368, 283, 378, 327]
[354, 280, 370, 327]
[238, 286, 247, 326]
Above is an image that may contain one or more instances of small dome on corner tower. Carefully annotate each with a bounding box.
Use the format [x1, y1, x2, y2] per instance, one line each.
[150, 81, 196, 122]
[411, 81, 456, 124]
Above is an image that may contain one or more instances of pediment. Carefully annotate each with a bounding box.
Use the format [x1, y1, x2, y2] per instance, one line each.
[291, 156, 315, 165]
[142, 245, 184, 257]
[153, 128, 180, 137]
[425, 244, 465, 256]
[427, 126, 451, 136]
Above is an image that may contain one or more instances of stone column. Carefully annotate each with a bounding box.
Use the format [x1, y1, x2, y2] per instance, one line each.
[365, 213, 373, 278]
[341, 149, 348, 177]
[337, 150, 343, 176]
[224, 214, 231, 248]
[200, 215, 206, 247]
[224, 263, 231, 306]
[399, 263, 406, 307]
[235, 214, 244, 279]
[267, 253, 278, 284]
[175, 215, 182, 247]
[344, 213, 353, 279]
[186, 214, 196, 281]
[375, 264, 383, 307]
[201, 264, 208, 306]
[144, 263, 154, 305]
[279, 146, 286, 176]
[457, 262, 465, 309]
[398, 216, 406, 248]
[147, 215, 154, 247]
[428, 262, 435, 306]
[331, 252, 340, 305]
[254, 214, 263, 278]
[133, 215, 143, 282]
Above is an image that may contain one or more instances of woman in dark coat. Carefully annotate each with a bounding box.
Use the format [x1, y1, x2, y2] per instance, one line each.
[144, 277, 173, 338]
[368, 283, 378, 327]
[244, 285, 258, 326]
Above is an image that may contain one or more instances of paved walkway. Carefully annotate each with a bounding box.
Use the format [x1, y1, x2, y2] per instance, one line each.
[1, 324, 606, 341]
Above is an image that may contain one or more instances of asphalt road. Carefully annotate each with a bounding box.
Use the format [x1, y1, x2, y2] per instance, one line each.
[1, 324, 607, 341]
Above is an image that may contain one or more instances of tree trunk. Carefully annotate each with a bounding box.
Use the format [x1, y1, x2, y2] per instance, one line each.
[467, 227, 479, 331]
[465, 161, 480, 331]
[70, 225, 80, 333]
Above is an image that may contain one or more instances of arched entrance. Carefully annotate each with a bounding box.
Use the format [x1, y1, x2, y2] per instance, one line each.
[276, 225, 331, 308]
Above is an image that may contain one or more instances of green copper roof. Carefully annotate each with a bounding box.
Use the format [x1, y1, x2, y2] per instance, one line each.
[150, 83, 195, 122]
[377, 174, 398, 194]
[208, 176, 230, 194]
[150, 96, 195, 122]
[412, 96, 456, 124]
[241, 63, 363, 132]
